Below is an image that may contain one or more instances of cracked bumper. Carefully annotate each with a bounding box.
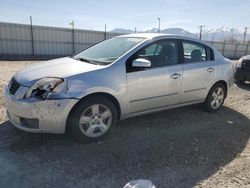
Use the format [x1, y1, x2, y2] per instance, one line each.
[5, 86, 78, 134]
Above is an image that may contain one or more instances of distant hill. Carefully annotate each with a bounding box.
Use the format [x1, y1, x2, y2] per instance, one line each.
[111, 28, 134, 34]
[202, 26, 248, 41]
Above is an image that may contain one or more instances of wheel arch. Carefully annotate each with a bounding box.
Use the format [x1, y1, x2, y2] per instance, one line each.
[209, 80, 228, 98]
[66, 92, 121, 132]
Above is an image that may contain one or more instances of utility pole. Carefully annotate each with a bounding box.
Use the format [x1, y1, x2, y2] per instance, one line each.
[30, 16, 34, 56]
[134, 27, 137, 33]
[243, 27, 248, 43]
[198, 25, 205, 40]
[158, 18, 161, 33]
[69, 20, 75, 55]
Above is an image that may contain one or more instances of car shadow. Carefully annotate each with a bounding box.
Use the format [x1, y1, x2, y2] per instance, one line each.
[0, 106, 249, 188]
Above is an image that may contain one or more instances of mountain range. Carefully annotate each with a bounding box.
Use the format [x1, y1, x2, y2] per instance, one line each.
[111, 27, 249, 42]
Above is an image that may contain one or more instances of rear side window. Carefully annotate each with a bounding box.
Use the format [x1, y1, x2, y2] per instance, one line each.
[182, 40, 214, 63]
[182, 41, 206, 63]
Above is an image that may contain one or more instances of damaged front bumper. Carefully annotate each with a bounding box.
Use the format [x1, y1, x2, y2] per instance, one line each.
[4, 85, 78, 134]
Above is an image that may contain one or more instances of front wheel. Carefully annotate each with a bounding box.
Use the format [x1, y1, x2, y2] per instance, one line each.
[203, 83, 226, 112]
[69, 96, 118, 143]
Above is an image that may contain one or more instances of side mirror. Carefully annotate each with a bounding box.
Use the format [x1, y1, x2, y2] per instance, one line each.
[132, 58, 151, 68]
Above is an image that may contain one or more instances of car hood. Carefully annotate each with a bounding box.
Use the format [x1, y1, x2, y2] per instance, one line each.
[14, 57, 105, 86]
[241, 55, 250, 60]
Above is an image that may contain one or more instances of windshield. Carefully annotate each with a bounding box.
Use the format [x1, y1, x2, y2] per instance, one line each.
[73, 37, 145, 65]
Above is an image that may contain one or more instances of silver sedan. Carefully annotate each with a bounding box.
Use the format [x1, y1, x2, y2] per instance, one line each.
[4, 33, 234, 142]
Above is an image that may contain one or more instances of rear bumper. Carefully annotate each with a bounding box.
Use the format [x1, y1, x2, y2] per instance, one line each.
[4, 86, 78, 134]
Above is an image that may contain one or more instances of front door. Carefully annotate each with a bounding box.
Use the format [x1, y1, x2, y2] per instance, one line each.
[126, 39, 182, 114]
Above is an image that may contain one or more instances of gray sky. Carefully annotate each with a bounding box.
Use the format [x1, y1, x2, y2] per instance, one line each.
[0, 0, 250, 32]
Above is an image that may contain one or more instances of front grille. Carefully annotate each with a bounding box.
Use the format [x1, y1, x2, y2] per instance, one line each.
[242, 59, 250, 70]
[9, 78, 20, 95]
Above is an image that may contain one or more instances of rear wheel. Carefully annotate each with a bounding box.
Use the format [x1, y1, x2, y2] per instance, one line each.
[203, 83, 226, 112]
[69, 96, 118, 143]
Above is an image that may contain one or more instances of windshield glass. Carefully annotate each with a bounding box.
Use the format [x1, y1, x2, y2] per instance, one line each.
[74, 37, 145, 65]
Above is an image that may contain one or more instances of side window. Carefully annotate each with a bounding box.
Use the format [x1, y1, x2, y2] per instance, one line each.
[127, 40, 179, 72]
[138, 44, 162, 56]
[182, 41, 207, 63]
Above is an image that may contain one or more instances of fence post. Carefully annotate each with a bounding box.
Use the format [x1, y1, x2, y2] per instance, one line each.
[234, 43, 239, 59]
[30, 16, 35, 56]
[211, 36, 214, 46]
[72, 28, 75, 54]
[70, 20, 75, 55]
[104, 24, 107, 40]
[222, 40, 226, 56]
[246, 43, 249, 55]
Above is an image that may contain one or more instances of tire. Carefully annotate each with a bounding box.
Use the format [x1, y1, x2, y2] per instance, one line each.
[68, 96, 118, 143]
[203, 83, 226, 112]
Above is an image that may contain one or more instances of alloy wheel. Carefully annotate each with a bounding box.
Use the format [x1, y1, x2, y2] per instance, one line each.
[210, 87, 224, 109]
[79, 104, 112, 137]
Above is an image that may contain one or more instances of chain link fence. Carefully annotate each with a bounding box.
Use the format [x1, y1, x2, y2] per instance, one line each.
[206, 40, 250, 59]
[0, 22, 249, 60]
[0, 22, 120, 60]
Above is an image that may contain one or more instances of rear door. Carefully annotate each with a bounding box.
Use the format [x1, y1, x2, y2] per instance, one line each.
[126, 39, 183, 114]
[181, 40, 216, 103]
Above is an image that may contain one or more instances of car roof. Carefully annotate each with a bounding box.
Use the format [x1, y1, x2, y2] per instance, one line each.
[118, 33, 214, 49]
[118, 33, 169, 39]
[118, 33, 195, 40]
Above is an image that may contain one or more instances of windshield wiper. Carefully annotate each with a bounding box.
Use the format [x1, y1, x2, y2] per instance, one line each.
[93, 57, 118, 65]
[72, 56, 112, 65]
[73, 57, 98, 65]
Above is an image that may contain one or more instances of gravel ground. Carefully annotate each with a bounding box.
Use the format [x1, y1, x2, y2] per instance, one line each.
[0, 61, 250, 188]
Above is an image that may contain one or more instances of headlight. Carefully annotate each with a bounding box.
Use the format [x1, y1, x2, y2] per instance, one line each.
[236, 58, 243, 69]
[25, 78, 64, 100]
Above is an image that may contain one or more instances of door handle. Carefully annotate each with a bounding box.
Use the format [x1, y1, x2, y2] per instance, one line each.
[171, 73, 181, 79]
[207, 67, 215, 73]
